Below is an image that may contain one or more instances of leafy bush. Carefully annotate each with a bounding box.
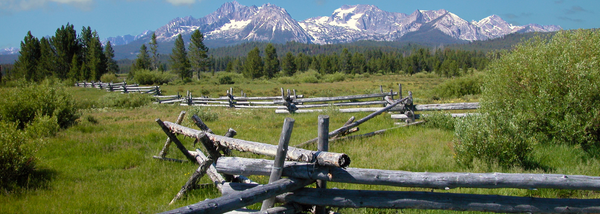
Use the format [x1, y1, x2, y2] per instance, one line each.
[100, 73, 119, 83]
[218, 75, 235, 85]
[298, 70, 321, 83]
[133, 69, 176, 85]
[455, 29, 600, 167]
[0, 80, 79, 129]
[454, 114, 534, 168]
[98, 93, 153, 108]
[434, 74, 482, 99]
[422, 111, 456, 131]
[277, 76, 300, 84]
[0, 122, 36, 189]
[187, 107, 219, 122]
[323, 72, 346, 83]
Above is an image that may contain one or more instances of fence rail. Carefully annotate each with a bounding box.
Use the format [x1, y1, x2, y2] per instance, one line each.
[152, 99, 599, 213]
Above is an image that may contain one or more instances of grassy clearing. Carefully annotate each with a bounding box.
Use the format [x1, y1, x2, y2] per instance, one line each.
[1, 74, 599, 213]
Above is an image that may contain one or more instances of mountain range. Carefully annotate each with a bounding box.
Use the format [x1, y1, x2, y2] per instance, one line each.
[2, 1, 560, 58]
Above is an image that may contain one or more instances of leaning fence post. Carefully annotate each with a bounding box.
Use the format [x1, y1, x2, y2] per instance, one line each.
[261, 117, 295, 210]
[157, 111, 187, 157]
[315, 115, 329, 214]
[155, 119, 197, 163]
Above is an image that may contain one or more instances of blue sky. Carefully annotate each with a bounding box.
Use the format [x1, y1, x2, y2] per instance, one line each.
[1, 0, 598, 49]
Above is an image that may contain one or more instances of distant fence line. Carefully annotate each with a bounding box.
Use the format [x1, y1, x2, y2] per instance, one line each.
[74, 81, 161, 95]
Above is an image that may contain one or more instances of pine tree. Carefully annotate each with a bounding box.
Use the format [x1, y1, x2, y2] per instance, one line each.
[87, 31, 107, 81]
[263, 43, 279, 79]
[281, 51, 296, 76]
[135, 44, 151, 71]
[69, 54, 81, 80]
[38, 37, 56, 78]
[14, 31, 41, 81]
[104, 41, 119, 74]
[52, 23, 80, 79]
[150, 33, 160, 70]
[244, 47, 263, 79]
[170, 34, 191, 80]
[188, 30, 209, 79]
[339, 48, 351, 73]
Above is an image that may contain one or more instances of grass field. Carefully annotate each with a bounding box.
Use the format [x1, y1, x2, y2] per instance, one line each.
[1, 73, 599, 213]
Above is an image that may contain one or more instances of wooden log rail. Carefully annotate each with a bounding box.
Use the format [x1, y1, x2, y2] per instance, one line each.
[273, 92, 398, 104]
[162, 121, 351, 168]
[222, 183, 600, 213]
[216, 157, 600, 191]
[160, 178, 313, 214]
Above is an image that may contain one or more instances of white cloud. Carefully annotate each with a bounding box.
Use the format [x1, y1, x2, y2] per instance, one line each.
[165, 0, 196, 6]
[0, 0, 93, 13]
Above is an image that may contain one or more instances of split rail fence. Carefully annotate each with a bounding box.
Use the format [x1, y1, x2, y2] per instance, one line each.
[75, 81, 161, 95]
[153, 97, 600, 213]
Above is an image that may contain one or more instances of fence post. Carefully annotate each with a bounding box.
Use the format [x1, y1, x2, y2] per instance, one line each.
[261, 117, 295, 210]
[315, 115, 329, 214]
[157, 111, 186, 157]
[399, 83, 403, 99]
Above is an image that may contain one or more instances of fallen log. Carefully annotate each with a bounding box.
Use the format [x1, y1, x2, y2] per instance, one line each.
[160, 178, 313, 214]
[330, 121, 426, 143]
[169, 149, 214, 205]
[162, 121, 350, 168]
[216, 157, 600, 191]
[296, 96, 409, 147]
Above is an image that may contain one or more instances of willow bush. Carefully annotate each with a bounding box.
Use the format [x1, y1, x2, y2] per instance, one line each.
[455, 29, 600, 167]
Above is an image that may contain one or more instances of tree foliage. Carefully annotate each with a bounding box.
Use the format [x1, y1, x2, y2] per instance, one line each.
[243, 47, 263, 79]
[455, 29, 600, 168]
[263, 43, 279, 79]
[188, 30, 209, 79]
[170, 34, 191, 80]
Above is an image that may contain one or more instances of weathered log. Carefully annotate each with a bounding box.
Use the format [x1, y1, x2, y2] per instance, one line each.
[261, 118, 295, 210]
[158, 111, 187, 157]
[414, 102, 479, 111]
[315, 115, 329, 214]
[276, 107, 403, 114]
[169, 149, 214, 205]
[156, 119, 197, 162]
[194, 149, 226, 193]
[285, 188, 600, 213]
[216, 157, 600, 191]
[160, 178, 313, 214]
[224, 203, 302, 214]
[276, 92, 398, 104]
[330, 121, 426, 143]
[291, 101, 389, 109]
[296, 97, 409, 147]
[162, 121, 350, 168]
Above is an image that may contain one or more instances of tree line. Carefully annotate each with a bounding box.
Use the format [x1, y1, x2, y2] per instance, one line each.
[215, 45, 489, 79]
[7, 23, 119, 82]
[129, 30, 209, 81]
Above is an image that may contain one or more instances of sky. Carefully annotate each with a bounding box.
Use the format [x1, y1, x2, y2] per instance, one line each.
[1, 0, 599, 49]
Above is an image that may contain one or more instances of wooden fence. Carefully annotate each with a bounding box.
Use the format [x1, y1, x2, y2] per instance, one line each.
[153, 105, 600, 213]
[75, 81, 161, 95]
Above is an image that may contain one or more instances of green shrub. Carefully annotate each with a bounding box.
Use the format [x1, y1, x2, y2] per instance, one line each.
[297, 71, 321, 83]
[218, 75, 235, 85]
[25, 113, 60, 138]
[323, 72, 346, 83]
[187, 107, 219, 122]
[454, 114, 534, 168]
[100, 73, 120, 83]
[455, 29, 600, 167]
[0, 122, 36, 189]
[277, 76, 300, 84]
[422, 111, 456, 131]
[0, 80, 79, 129]
[133, 69, 176, 85]
[433, 74, 482, 99]
[98, 93, 153, 108]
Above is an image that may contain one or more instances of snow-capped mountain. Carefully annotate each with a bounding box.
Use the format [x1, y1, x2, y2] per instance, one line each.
[103, 1, 562, 47]
[0, 47, 20, 55]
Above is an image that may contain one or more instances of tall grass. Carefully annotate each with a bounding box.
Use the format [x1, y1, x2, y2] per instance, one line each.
[1, 74, 599, 213]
